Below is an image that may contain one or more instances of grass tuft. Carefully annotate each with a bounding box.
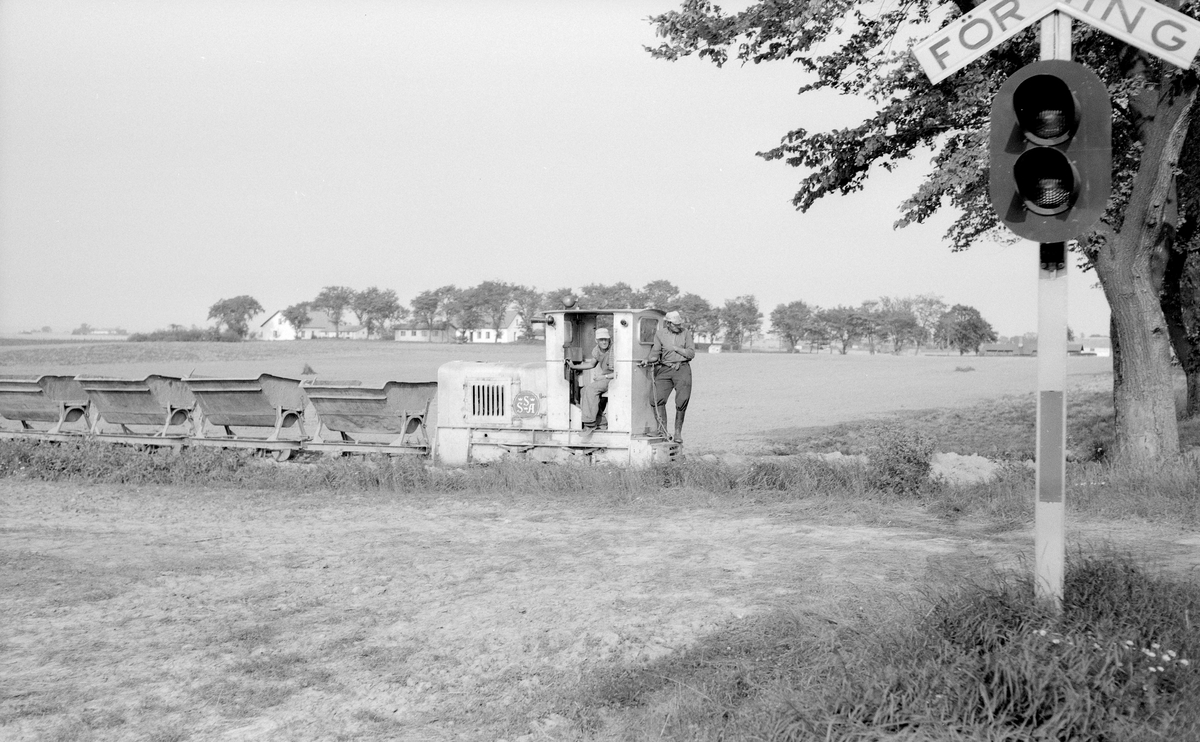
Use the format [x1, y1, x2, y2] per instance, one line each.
[574, 552, 1200, 740]
[865, 422, 935, 495]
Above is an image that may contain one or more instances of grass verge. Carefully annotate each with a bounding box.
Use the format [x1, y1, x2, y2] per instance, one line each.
[2, 436, 1198, 524]
[563, 551, 1200, 741]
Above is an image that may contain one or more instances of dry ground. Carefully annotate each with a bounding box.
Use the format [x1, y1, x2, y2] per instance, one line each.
[5, 480, 1199, 742]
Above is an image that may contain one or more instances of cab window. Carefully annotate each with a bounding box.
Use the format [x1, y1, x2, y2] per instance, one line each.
[638, 317, 659, 345]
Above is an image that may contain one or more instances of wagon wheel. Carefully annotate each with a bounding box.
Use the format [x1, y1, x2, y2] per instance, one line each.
[271, 449, 294, 462]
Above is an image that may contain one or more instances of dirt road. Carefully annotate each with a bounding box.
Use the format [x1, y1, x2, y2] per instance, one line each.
[5, 478, 1197, 741]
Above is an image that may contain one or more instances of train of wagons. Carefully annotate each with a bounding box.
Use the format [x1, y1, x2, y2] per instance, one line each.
[0, 307, 682, 467]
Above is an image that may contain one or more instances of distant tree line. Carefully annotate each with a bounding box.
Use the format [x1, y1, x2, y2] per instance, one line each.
[770, 295, 998, 355]
[275, 280, 769, 348]
[138, 283, 996, 350]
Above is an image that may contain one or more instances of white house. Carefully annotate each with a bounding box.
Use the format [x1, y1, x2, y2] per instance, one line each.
[255, 311, 296, 341]
[458, 310, 526, 343]
[1080, 336, 1112, 357]
[394, 323, 458, 343]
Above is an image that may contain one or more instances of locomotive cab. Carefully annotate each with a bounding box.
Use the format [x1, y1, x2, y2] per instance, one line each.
[435, 308, 679, 466]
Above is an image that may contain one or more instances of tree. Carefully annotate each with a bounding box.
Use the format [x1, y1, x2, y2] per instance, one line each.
[311, 286, 356, 337]
[464, 281, 516, 342]
[509, 285, 544, 337]
[648, 1, 1197, 461]
[443, 288, 483, 335]
[207, 295, 263, 339]
[910, 294, 948, 353]
[721, 295, 762, 350]
[640, 279, 679, 309]
[770, 300, 814, 352]
[804, 310, 833, 352]
[941, 304, 998, 355]
[350, 287, 403, 339]
[672, 292, 721, 339]
[882, 308, 923, 353]
[1161, 234, 1200, 417]
[855, 301, 886, 354]
[282, 303, 311, 335]
[577, 282, 639, 309]
[410, 285, 458, 340]
[819, 306, 859, 355]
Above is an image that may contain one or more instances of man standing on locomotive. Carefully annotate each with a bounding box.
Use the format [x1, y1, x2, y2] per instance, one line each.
[569, 327, 615, 431]
[641, 310, 695, 444]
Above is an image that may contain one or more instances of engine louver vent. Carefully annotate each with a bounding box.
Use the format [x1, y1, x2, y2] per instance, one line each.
[470, 383, 507, 419]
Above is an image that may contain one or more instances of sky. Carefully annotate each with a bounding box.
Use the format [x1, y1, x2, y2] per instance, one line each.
[0, 0, 1112, 338]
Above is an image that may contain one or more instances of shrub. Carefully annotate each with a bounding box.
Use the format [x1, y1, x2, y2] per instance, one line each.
[128, 327, 241, 342]
[865, 422, 935, 494]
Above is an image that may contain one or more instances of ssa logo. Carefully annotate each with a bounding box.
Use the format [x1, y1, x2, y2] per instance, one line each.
[513, 390, 541, 418]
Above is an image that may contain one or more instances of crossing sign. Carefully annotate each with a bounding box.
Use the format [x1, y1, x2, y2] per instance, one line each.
[915, 0, 1054, 82]
[914, 0, 1200, 82]
[1056, 0, 1200, 68]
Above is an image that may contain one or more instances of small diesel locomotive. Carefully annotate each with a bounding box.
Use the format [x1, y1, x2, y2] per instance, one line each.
[434, 306, 680, 466]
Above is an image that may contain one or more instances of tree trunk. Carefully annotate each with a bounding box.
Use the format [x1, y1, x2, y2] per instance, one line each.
[1161, 244, 1200, 418]
[1091, 79, 1196, 462]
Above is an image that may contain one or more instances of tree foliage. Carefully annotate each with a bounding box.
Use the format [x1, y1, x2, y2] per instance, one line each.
[282, 303, 311, 334]
[463, 281, 516, 341]
[721, 295, 762, 350]
[820, 305, 860, 355]
[940, 304, 998, 355]
[311, 286, 356, 335]
[641, 279, 680, 309]
[207, 295, 263, 339]
[509, 285, 544, 335]
[409, 285, 458, 339]
[577, 282, 640, 309]
[674, 292, 722, 337]
[351, 287, 404, 339]
[770, 300, 815, 351]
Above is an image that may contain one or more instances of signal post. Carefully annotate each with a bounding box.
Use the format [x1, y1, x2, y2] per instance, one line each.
[1033, 13, 1071, 610]
[914, 0, 1199, 608]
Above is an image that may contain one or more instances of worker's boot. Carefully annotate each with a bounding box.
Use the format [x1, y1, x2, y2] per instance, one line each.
[673, 409, 686, 445]
[652, 403, 669, 438]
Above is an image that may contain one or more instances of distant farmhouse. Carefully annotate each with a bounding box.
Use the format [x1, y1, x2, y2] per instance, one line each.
[1079, 336, 1112, 357]
[460, 311, 525, 344]
[253, 306, 533, 342]
[397, 310, 527, 344]
[254, 310, 368, 340]
[394, 323, 457, 343]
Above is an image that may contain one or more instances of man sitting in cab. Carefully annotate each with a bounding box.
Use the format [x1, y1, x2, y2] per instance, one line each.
[568, 327, 614, 432]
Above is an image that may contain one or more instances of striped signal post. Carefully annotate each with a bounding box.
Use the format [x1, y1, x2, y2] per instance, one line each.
[1034, 13, 1071, 610]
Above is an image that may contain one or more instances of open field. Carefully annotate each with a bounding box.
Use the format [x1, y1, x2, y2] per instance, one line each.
[3, 340, 1198, 740]
[0, 339, 1118, 454]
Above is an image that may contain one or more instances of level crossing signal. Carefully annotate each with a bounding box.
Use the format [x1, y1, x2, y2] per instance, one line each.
[989, 60, 1111, 243]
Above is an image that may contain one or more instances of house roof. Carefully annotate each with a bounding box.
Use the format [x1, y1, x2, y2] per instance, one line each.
[297, 310, 363, 332]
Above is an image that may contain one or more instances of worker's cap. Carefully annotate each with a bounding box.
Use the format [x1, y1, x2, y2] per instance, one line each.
[664, 311, 683, 324]
[595, 328, 612, 340]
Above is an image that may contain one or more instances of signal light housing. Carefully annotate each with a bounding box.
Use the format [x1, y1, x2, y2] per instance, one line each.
[989, 60, 1111, 243]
